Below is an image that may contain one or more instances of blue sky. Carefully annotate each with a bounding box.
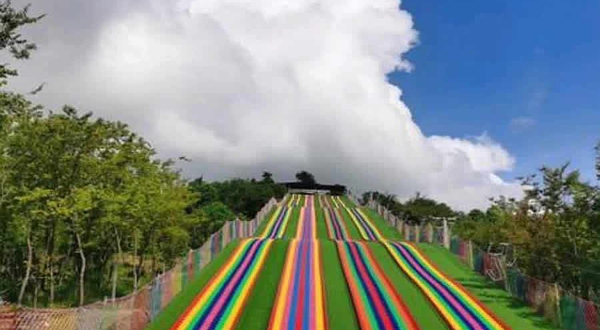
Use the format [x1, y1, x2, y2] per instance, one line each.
[389, 0, 600, 182]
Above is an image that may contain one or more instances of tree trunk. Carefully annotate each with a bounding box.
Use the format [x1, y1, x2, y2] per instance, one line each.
[17, 232, 33, 306]
[133, 233, 138, 291]
[49, 262, 54, 306]
[75, 232, 86, 306]
[111, 229, 123, 302]
[33, 280, 39, 308]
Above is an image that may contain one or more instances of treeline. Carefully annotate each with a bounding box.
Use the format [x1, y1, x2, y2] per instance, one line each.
[366, 144, 600, 299]
[186, 174, 286, 247]
[0, 95, 192, 306]
[0, 97, 287, 307]
[361, 191, 456, 224]
[455, 156, 600, 299]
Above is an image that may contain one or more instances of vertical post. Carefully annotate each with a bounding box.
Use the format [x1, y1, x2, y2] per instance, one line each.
[396, 219, 403, 236]
[427, 223, 433, 243]
[443, 219, 451, 249]
[468, 240, 474, 269]
[554, 283, 562, 327]
[415, 224, 421, 242]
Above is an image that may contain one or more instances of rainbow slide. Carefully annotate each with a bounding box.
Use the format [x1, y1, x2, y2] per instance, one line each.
[384, 242, 511, 330]
[267, 198, 328, 330]
[259, 206, 291, 239]
[329, 195, 341, 208]
[336, 241, 421, 330]
[296, 197, 316, 240]
[169, 238, 272, 330]
[324, 207, 349, 240]
[346, 207, 383, 241]
[320, 194, 332, 208]
[285, 194, 298, 207]
[333, 195, 349, 208]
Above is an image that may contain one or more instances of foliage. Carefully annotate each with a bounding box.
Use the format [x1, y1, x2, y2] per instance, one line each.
[0, 98, 285, 306]
[295, 170, 316, 185]
[0, 1, 43, 85]
[362, 191, 455, 224]
[0, 93, 198, 306]
[454, 152, 600, 298]
[189, 174, 285, 219]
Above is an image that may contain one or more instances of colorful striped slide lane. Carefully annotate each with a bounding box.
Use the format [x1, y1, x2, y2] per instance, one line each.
[283, 194, 292, 206]
[335, 241, 421, 330]
[324, 207, 349, 240]
[329, 195, 341, 208]
[334, 195, 351, 208]
[267, 199, 327, 330]
[286, 194, 299, 207]
[345, 207, 384, 241]
[383, 242, 512, 330]
[267, 239, 327, 330]
[170, 238, 273, 330]
[320, 194, 332, 208]
[296, 196, 316, 240]
[259, 206, 291, 239]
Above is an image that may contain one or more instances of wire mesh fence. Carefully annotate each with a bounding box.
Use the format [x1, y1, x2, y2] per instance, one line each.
[0, 198, 278, 330]
[369, 199, 600, 330]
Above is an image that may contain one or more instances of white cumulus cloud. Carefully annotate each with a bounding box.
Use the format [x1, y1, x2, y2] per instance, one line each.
[9, 0, 522, 210]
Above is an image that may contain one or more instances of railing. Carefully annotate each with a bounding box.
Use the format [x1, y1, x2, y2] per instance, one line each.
[0, 198, 278, 330]
[368, 199, 600, 330]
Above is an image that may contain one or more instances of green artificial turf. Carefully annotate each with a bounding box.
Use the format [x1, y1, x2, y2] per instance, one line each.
[316, 208, 329, 239]
[320, 240, 360, 330]
[234, 240, 289, 330]
[368, 242, 450, 329]
[417, 243, 561, 330]
[360, 207, 403, 241]
[338, 206, 363, 240]
[314, 195, 321, 209]
[340, 195, 356, 208]
[298, 194, 306, 207]
[146, 241, 241, 330]
[253, 206, 278, 237]
[284, 207, 300, 238]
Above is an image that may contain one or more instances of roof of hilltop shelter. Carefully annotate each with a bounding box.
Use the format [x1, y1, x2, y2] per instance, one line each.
[278, 182, 346, 195]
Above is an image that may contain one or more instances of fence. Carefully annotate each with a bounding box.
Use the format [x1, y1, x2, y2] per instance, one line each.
[369, 199, 600, 330]
[0, 198, 278, 330]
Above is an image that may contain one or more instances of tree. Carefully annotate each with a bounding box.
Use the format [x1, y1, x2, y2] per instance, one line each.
[295, 170, 316, 185]
[0, 102, 198, 306]
[467, 209, 486, 222]
[261, 171, 274, 184]
[0, 1, 43, 85]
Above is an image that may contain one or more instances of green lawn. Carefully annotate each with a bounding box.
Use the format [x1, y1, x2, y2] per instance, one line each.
[340, 195, 356, 208]
[316, 207, 329, 239]
[284, 207, 301, 238]
[417, 243, 561, 330]
[298, 194, 306, 207]
[314, 194, 321, 209]
[234, 240, 289, 330]
[368, 242, 450, 329]
[320, 240, 360, 330]
[146, 241, 241, 330]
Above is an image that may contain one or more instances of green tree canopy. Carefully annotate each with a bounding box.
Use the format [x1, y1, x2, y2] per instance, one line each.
[295, 170, 316, 185]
